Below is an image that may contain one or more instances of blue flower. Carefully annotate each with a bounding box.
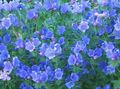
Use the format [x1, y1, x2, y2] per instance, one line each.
[0, 44, 7, 52]
[44, 0, 52, 10]
[57, 25, 66, 35]
[44, 47, 55, 59]
[1, 17, 11, 29]
[96, 86, 102, 89]
[31, 37, 41, 47]
[26, 9, 38, 20]
[45, 30, 53, 39]
[0, 51, 10, 60]
[30, 71, 40, 82]
[12, 56, 20, 67]
[20, 82, 34, 89]
[3, 61, 13, 73]
[8, 14, 19, 27]
[55, 68, 63, 80]
[93, 48, 103, 59]
[68, 54, 77, 65]
[15, 38, 24, 48]
[3, 34, 11, 43]
[103, 65, 115, 75]
[70, 73, 79, 82]
[82, 35, 90, 45]
[78, 21, 89, 32]
[25, 41, 35, 52]
[65, 81, 75, 89]
[58, 37, 65, 45]
[60, 3, 70, 14]
[40, 72, 48, 82]
[72, 23, 78, 30]
[54, 43, 62, 54]
[103, 84, 110, 89]
[16, 68, 29, 79]
[97, 29, 105, 36]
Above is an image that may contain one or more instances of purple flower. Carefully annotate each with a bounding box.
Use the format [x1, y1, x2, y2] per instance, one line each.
[0, 70, 11, 81]
[30, 71, 40, 82]
[25, 41, 35, 52]
[57, 25, 66, 35]
[78, 21, 89, 32]
[0, 51, 10, 60]
[103, 65, 115, 75]
[70, 73, 79, 82]
[20, 82, 33, 89]
[12, 56, 20, 67]
[97, 29, 105, 36]
[16, 69, 28, 79]
[65, 81, 75, 89]
[0, 44, 7, 52]
[93, 48, 103, 59]
[73, 41, 86, 54]
[103, 84, 110, 89]
[55, 68, 63, 80]
[44, 0, 59, 10]
[58, 37, 65, 45]
[26, 9, 38, 20]
[68, 54, 77, 65]
[8, 14, 19, 27]
[96, 86, 102, 89]
[40, 71, 48, 82]
[3, 34, 11, 43]
[60, 3, 70, 13]
[15, 38, 24, 48]
[71, 2, 83, 13]
[45, 30, 53, 39]
[31, 37, 41, 47]
[3, 61, 13, 73]
[82, 35, 90, 45]
[54, 43, 62, 54]
[72, 23, 78, 30]
[44, 47, 55, 59]
[1, 17, 11, 29]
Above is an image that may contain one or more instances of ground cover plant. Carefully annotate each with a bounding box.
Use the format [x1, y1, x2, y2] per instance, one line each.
[0, 0, 120, 89]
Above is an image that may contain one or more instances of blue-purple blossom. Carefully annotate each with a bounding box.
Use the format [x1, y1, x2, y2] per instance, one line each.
[25, 41, 35, 52]
[8, 14, 19, 26]
[3, 61, 13, 73]
[82, 35, 90, 45]
[58, 37, 65, 45]
[78, 21, 89, 32]
[44, 47, 55, 59]
[68, 54, 77, 65]
[12, 56, 20, 67]
[1, 17, 11, 29]
[103, 84, 111, 89]
[65, 81, 75, 89]
[31, 37, 41, 47]
[20, 82, 34, 89]
[103, 65, 115, 75]
[0, 70, 11, 81]
[30, 71, 40, 83]
[70, 73, 79, 82]
[3, 34, 11, 43]
[15, 38, 24, 48]
[60, 3, 70, 13]
[57, 25, 66, 35]
[55, 68, 63, 80]
[40, 71, 48, 82]
[26, 9, 38, 20]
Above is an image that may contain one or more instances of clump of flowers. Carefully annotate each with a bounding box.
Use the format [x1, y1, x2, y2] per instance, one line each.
[0, 0, 120, 89]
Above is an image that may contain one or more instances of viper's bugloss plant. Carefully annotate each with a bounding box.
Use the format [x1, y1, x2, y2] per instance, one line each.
[0, 0, 120, 89]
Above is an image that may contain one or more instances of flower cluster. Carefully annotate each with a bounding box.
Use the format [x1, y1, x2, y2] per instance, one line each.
[0, 0, 120, 89]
